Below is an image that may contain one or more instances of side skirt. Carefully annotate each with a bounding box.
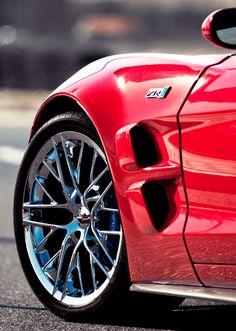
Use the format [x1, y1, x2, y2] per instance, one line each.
[130, 283, 236, 303]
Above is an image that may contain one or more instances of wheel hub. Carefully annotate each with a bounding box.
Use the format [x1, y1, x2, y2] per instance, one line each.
[77, 206, 91, 228]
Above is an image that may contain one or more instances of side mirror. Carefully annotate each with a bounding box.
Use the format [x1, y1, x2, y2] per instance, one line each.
[202, 8, 236, 49]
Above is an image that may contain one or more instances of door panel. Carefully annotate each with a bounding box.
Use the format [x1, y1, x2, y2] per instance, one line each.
[195, 264, 236, 288]
[180, 56, 236, 285]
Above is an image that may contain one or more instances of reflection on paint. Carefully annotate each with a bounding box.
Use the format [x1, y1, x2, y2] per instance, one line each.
[180, 60, 236, 268]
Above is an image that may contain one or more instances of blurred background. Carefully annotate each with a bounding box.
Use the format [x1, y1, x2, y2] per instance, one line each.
[0, 0, 235, 91]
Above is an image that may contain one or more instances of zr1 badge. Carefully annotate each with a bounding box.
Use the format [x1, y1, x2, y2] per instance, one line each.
[146, 86, 171, 99]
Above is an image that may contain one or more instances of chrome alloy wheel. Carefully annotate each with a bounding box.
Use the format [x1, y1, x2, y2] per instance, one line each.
[22, 131, 123, 307]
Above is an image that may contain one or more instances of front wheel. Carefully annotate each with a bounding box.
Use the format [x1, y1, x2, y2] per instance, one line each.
[14, 112, 126, 319]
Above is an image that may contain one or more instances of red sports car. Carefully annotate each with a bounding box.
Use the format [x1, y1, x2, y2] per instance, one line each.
[14, 8, 236, 319]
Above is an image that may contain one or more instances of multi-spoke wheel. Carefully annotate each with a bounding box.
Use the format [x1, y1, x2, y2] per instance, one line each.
[14, 113, 126, 318]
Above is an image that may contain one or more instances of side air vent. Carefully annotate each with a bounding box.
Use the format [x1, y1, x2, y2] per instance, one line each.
[130, 125, 161, 167]
[142, 181, 172, 231]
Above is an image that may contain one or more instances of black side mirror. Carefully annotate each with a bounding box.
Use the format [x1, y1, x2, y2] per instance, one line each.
[202, 8, 236, 49]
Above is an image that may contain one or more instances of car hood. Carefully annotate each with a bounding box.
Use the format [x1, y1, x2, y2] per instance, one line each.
[53, 53, 228, 93]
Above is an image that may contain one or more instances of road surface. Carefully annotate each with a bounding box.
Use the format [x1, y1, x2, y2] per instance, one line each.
[0, 104, 235, 330]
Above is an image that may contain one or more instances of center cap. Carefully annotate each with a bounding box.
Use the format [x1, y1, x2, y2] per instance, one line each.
[77, 206, 91, 224]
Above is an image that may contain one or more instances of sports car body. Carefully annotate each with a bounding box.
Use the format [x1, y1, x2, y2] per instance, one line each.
[14, 8, 236, 318]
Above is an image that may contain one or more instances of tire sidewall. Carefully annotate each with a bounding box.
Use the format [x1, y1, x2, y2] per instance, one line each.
[14, 113, 126, 318]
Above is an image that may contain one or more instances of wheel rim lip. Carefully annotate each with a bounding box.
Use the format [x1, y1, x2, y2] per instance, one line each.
[22, 130, 123, 307]
[24, 229, 113, 307]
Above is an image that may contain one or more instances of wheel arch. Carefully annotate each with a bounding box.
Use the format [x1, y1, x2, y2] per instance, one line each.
[30, 94, 94, 140]
[28, 60, 200, 285]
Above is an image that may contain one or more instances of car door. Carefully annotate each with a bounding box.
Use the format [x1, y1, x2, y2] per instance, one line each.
[180, 55, 236, 288]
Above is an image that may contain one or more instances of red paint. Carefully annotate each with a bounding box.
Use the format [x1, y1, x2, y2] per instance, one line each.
[180, 55, 236, 284]
[31, 53, 229, 285]
[195, 264, 236, 288]
[201, 9, 219, 47]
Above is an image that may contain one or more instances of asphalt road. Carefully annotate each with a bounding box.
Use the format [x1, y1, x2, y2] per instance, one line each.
[0, 109, 235, 331]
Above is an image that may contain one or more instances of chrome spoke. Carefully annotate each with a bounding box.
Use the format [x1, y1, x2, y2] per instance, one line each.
[42, 250, 60, 271]
[99, 207, 119, 213]
[53, 235, 72, 296]
[76, 140, 84, 185]
[90, 254, 96, 291]
[23, 130, 122, 306]
[84, 167, 108, 198]
[91, 222, 115, 266]
[35, 176, 56, 204]
[35, 229, 55, 252]
[89, 150, 98, 183]
[23, 218, 65, 230]
[99, 230, 122, 236]
[61, 235, 84, 300]
[43, 159, 60, 182]
[60, 134, 83, 201]
[52, 138, 71, 201]
[83, 236, 111, 279]
[76, 253, 85, 296]
[91, 181, 112, 216]
[23, 202, 68, 209]
[86, 195, 100, 203]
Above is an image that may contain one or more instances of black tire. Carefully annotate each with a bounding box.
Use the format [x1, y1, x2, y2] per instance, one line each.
[14, 112, 127, 319]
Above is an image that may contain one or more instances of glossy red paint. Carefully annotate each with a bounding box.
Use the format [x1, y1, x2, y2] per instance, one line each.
[195, 264, 236, 288]
[31, 53, 227, 284]
[201, 9, 219, 47]
[180, 55, 236, 285]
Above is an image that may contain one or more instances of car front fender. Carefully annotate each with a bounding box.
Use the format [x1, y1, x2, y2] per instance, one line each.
[31, 53, 227, 283]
